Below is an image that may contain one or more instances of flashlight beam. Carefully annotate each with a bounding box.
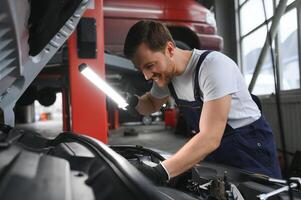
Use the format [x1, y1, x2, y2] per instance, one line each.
[79, 64, 128, 110]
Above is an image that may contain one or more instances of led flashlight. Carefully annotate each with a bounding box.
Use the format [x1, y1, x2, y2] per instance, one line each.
[78, 63, 128, 110]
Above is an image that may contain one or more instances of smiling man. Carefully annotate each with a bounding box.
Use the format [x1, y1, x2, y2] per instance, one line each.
[123, 20, 281, 184]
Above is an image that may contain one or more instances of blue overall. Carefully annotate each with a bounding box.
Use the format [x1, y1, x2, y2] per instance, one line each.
[168, 51, 282, 178]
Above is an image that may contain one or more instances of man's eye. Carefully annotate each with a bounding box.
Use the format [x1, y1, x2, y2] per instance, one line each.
[146, 64, 153, 69]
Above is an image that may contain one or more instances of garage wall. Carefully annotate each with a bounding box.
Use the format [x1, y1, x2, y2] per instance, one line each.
[261, 94, 301, 155]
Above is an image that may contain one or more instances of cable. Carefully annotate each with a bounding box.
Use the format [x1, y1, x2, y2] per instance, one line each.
[261, 0, 288, 175]
[261, 0, 292, 199]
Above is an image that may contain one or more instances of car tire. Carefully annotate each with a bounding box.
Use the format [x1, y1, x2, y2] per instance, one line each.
[142, 116, 152, 125]
[175, 40, 191, 50]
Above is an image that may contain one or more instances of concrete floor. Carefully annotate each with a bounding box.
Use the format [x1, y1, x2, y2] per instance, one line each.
[16, 120, 189, 154]
[16, 120, 63, 138]
[109, 122, 189, 153]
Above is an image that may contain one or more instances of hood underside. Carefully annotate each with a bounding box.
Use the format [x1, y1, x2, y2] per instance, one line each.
[0, 0, 89, 125]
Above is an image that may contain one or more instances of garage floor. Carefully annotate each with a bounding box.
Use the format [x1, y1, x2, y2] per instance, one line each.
[16, 120, 189, 154]
[109, 122, 189, 153]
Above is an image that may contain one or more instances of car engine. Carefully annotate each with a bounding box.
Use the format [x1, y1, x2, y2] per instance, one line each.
[1, 124, 300, 200]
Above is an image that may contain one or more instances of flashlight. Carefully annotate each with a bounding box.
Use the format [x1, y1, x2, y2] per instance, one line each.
[78, 63, 128, 110]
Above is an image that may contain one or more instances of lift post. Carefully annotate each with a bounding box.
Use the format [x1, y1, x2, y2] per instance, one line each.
[67, 0, 108, 143]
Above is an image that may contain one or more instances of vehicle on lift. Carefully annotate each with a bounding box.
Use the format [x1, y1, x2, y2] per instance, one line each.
[0, 0, 301, 200]
[103, 0, 223, 54]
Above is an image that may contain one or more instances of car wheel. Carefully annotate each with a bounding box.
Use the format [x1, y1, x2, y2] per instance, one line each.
[142, 116, 152, 125]
[175, 40, 191, 50]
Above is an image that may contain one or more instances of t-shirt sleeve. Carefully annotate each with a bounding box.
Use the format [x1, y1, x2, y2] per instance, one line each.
[200, 52, 239, 102]
[150, 82, 170, 99]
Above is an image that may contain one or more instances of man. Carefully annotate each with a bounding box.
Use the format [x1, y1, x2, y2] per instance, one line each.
[123, 20, 281, 184]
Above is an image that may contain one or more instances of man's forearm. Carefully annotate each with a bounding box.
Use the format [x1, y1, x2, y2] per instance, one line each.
[162, 96, 231, 178]
[161, 130, 221, 178]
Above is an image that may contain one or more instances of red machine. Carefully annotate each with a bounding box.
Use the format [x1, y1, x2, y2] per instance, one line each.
[103, 0, 223, 55]
[67, 0, 108, 143]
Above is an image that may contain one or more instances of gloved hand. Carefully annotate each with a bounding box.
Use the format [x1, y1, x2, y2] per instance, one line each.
[136, 162, 170, 185]
[124, 93, 139, 117]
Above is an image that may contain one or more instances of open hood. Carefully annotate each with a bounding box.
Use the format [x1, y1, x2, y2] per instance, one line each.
[0, 0, 89, 126]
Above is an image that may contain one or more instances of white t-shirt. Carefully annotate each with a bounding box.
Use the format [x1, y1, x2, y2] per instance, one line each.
[150, 49, 261, 129]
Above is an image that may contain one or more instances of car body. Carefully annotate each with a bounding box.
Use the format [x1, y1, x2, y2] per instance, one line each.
[103, 0, 223, 55]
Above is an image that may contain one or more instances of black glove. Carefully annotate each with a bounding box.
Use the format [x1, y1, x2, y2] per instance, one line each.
[124, 93, 139, 117]
[136, 162, 169, 185]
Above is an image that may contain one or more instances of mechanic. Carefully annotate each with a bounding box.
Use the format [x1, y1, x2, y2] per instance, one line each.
[123, 20, 282, 184]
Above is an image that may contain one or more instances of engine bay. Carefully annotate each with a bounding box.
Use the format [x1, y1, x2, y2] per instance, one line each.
[112, 145, 301, 200]
[0, 124, 300, 200]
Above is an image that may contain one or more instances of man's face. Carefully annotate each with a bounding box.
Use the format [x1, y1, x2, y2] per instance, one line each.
[132, 42, 175, 87]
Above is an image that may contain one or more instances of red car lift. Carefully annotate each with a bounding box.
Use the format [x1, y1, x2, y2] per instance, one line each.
[67, 0, 108, 143]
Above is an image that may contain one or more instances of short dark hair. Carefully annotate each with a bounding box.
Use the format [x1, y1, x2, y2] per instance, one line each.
[123, 20, 175, 59]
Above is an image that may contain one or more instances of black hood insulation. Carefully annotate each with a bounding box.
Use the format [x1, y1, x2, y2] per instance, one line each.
[28, 0, 82, 56]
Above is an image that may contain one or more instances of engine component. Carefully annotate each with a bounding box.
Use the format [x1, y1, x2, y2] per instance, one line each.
[257, 177, 301, 200]
[1, 124, 300, 200]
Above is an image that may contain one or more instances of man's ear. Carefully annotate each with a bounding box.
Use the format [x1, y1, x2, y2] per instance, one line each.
[165, 41, 175, 57]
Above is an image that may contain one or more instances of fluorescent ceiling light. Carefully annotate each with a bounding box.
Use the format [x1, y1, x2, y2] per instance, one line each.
[79, 64, 128, 110]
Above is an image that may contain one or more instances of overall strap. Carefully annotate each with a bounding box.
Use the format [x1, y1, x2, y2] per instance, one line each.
[194, 50, 234, 133]
[168, 82, 178, 101]
[194, 50, 213, 101]
[168, 50, 213, 102]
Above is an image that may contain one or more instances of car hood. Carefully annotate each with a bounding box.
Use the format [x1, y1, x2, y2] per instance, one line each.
[0, 0, 89, 125]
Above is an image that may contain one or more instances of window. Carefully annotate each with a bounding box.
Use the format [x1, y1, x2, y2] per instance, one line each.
[240, 0, 274, 35]
[236, 0, 300, 95]
[286, 0, 296, 5]
[239, 0, 247, 5]
[279, 9, 299, 90]
[242, 26, 275, 95]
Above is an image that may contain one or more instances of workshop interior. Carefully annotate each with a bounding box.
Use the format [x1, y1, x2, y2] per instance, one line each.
[0, 0, 301, 199]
